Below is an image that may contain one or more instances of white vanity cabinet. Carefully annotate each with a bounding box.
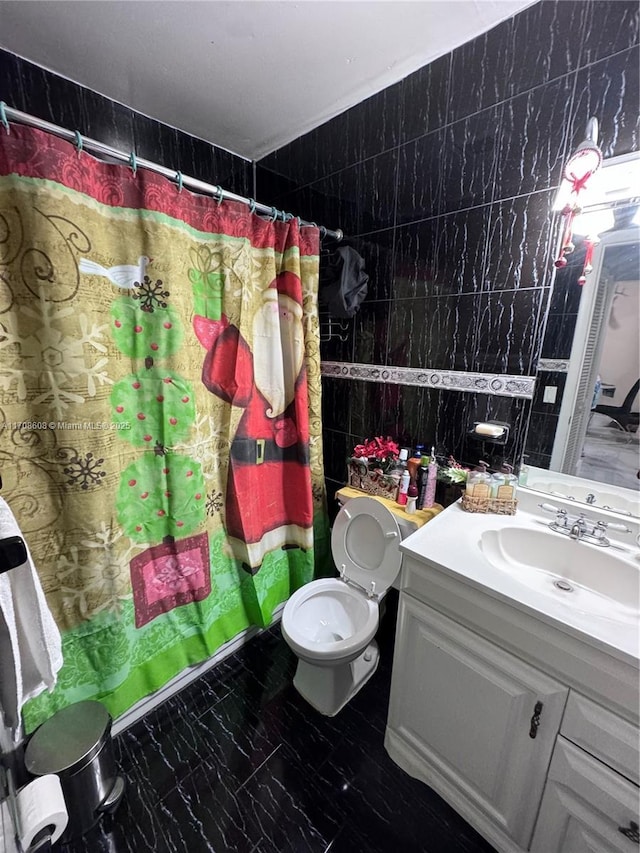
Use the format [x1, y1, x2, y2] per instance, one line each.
[530, 693, 640, 853]
[530, 737, 639, 853]
[387, 595, 568, 849]
[385, 549, 640, 853]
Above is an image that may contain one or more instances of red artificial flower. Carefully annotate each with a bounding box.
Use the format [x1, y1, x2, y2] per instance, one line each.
[351, 436, 399, 467]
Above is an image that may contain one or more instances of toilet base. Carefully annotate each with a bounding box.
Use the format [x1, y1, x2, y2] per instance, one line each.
[292, 641, 380, 716]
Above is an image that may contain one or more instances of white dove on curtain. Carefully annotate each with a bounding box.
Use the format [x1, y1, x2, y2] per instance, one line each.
[79, 255, 151, 288]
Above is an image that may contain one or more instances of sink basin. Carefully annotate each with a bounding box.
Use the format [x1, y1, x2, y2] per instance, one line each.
[480, 527, 640, 623]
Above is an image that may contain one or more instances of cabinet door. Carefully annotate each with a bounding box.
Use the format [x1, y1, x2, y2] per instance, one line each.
[387, 595, 568, 848]
[531, 737, 640, 853]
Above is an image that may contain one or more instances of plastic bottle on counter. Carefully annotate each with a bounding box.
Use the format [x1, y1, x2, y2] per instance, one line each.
[418, 456, 430, 507]
[397, 470, 411, 506]
[406, 483, 419, 514]
[420, 447, 438, 509]
[407, 446, 424, 482]
[388, 448, 409, 487]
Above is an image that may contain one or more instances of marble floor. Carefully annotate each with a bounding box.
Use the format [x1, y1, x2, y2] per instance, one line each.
[57, 594, 496, 853]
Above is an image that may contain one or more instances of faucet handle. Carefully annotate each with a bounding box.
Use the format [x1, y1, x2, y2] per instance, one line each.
[539, 503, 569, 528]
[596, 520, 631, 534]
[539, 502, 564, 515]
[593, 519, 632, 533]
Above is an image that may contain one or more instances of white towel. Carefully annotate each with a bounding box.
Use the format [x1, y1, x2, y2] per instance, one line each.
[0, 498, 63, 737]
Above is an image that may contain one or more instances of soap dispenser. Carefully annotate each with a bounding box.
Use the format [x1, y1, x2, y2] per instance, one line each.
[493, 463, 517, 500]
[465, 461, 491, 498]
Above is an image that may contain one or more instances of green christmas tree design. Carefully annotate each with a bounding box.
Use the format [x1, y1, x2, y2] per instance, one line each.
[111, 297, 183, 360]
[116, 452, 206, 543]
[111, 275, 206, 547]
[111, 368, 195, 448]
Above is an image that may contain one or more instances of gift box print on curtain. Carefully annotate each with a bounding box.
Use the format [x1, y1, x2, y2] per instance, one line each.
[0, 124, 329, 731]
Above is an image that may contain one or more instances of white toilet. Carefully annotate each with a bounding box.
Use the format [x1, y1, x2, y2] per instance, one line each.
[281, 494, 414, 716]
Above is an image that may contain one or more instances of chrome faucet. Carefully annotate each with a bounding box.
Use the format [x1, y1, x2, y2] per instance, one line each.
[569, 515, 587, 540]
[538, 503, 632, 548]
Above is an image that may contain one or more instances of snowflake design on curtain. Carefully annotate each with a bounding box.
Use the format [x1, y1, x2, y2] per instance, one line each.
[54, 523, 142, 621]
[132, 276, 170, 312]
[63, 451, 107, 490]
[206, 491, 224, 516]
[0, 297, 111, 415]
[174, 413, 230, 474]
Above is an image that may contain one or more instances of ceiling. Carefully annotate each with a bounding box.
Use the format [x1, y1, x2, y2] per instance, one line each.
[0, 0, 536, 161]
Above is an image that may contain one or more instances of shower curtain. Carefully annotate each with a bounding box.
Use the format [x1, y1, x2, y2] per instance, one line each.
[0, 124, 329, 731]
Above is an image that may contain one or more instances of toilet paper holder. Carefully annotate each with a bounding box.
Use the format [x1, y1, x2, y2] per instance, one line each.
[469, 421, 510, 445]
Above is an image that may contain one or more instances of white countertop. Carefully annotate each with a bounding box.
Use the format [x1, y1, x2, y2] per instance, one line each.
[399, 495, 640, 665]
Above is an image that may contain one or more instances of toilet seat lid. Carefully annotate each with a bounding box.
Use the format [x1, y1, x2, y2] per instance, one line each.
[331, 496, 402, 595]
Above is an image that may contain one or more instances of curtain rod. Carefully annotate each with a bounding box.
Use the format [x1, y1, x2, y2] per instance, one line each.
[1, 105, 343, 242]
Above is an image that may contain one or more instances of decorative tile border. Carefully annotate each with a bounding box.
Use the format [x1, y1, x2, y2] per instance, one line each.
[321, 361, 536, 399]
[537, 358, 569, 373]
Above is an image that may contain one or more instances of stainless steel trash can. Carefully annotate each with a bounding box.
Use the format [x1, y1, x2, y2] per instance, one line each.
[24, 700, 125, 841]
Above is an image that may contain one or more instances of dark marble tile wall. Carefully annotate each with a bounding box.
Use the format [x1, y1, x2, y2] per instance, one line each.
[257, 0, 640, 491]
[0, 49, 252, 197]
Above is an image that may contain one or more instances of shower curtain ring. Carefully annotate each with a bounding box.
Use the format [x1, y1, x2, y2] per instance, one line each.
[216, 185, 224, 205]
[296, 216, 302, 228]
[248, 198, 256, 215]
[319, 225, 327, 239]
[74, 131, 83, 155]
[270, 206, 278, 222]
[128, 151, 137, 175]
[175, 171, 183, 193]
[0, 102, 10, 135]
[279, 210, 288, 222]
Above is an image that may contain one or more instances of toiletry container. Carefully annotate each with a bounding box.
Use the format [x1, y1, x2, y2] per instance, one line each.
[466, 462, 491, 498]
[388, 448, 409, 486]
[420, 447, 438, 509]
[489, 470, 505, 497]
[397, 470, 411, 505]
[406, 483, 418, 514]
[494, 463, 517, 500]
[407, 446, 423, 482]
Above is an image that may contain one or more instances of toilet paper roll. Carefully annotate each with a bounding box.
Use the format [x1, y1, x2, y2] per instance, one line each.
[473, 422, 506, 438]
[16, 774, 68, 850]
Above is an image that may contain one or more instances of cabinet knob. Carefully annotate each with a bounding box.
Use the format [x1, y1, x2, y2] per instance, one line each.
[618, 821, 639, 843]
[529, 700, 543, 738]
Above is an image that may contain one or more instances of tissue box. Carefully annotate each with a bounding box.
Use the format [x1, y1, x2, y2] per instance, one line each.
[347, 458, 399, 499]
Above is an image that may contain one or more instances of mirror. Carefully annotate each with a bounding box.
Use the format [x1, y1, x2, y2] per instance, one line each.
[524, 151, 640, 519]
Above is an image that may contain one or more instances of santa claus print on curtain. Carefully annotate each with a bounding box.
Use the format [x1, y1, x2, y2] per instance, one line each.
[194, 270, 313, 573]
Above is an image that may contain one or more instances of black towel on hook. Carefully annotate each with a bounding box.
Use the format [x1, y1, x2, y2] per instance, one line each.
[319, 246, 368, 319]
